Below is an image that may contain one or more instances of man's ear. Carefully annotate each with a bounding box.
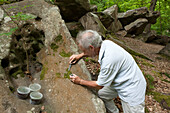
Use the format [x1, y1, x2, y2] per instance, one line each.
[89, 45, 94, 50]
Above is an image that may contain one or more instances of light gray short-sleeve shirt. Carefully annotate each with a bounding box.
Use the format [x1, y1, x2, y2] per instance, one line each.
[96, 40, 146, 106]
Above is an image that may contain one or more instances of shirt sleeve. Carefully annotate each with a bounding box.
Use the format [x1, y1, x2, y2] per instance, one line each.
[96, 67, 118, 86]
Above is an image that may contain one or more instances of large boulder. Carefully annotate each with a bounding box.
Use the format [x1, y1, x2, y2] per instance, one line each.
[79, 12, 107, 36]
[146, 11, 160, 24]
[159, 43, 170, 57]
[124, 18, 148, 35]
[53, 0, 91, 22]
[1, 0, 106, 112]
[96, 5, 122, 33]
[118, 7, 148, 27]
[138, 30, 157, 42]
[150, 35, 170, 45]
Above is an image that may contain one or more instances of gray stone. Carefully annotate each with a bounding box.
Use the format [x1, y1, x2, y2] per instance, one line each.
[0, 7, 4, 22]
[97, 5, 122, 33]
[159, 43, 170, 57]
[124, 18, 148, 35]
[118, 7, 148, 27]
[53, 0, 91, 22]
[0, 64, 5, 80]
[146, 11, 160, 24]
[1, 0, 106, 112]
[0, 36, 11, 60]
[79, 12, 107, 36]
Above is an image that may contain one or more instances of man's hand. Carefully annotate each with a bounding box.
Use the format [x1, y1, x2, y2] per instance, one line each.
[70, 74, 103, 89]
[70, 74, 82, 84]
[69, 53, 87, 64]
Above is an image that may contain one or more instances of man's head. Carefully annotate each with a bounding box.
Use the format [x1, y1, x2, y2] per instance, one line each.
[76, 30, 102, 57]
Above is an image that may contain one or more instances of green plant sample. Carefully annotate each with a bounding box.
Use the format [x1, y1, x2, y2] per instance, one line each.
[50, 43, 59, 52]
[40, 66, 48, 80]
[64, 69, 72, 79]
[59, 50, 71, 57]
[84, 57, 89, 62]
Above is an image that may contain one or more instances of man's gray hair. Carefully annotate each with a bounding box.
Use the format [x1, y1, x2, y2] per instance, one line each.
[76, 30, 103, 49]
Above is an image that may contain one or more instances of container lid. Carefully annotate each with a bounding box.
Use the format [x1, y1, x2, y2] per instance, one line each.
[30, 91, 43, 100]
[29, 83, 41, 92]
[17, 86, 30, 94]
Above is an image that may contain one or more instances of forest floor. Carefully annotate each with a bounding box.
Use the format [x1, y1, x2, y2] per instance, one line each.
[84, 36, 170, 113]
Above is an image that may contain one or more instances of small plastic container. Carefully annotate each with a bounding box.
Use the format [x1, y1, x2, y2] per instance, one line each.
[29, 83, 41, 92]
[30, 91, 43, 105]
[17, 86, 30, 99]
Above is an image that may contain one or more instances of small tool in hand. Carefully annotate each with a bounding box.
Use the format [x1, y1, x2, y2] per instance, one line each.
[68, 63, 72, 71]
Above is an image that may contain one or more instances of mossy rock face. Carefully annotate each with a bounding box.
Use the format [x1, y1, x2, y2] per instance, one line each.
[145, 74, 155, 94]
[50, 43, 59, 52]
[9, 66, 24, 79]
[152, 92, 170, 110]
[59, 49, 72, 57]
[40, 66, 48, 80]
[55, 35, 63, 43]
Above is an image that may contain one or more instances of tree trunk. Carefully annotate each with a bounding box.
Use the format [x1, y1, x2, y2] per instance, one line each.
[144, 0, 157, 33]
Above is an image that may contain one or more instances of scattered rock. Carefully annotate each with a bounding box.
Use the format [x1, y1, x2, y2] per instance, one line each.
[118, 7, 148, 27]
[79, 12, 107, 36]
[53, 0, 91, 22]
[159, 43, 170, 57]
[124, 18, 148, 35]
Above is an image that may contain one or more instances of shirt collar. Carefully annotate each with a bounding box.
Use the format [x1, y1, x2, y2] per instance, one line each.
[98, 41, 105, 64]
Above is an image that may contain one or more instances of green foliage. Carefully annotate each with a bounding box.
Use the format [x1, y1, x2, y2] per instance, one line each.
[11, 12, 36, 21]
[0, 27, 18, 37]
[90, 0, 170, 36]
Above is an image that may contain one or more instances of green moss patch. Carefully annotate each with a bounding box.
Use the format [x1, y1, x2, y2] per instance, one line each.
[55, 35, 63, 43]
[50, 43, 59, 52]
[145, 74, 155, 94]
[141, 61, 155, 67]
[56, 73, 61, 78]
[10, 69, 24, 79]
[59, 50, 71, 57]
[40, 66, 48, 80]
[152, 92, 170, 109]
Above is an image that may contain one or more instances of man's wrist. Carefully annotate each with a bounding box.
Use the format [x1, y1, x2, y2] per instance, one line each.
[79, 79, 83, 85]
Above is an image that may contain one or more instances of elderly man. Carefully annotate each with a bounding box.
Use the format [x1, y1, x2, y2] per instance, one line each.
[69, 30, 146, 113]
